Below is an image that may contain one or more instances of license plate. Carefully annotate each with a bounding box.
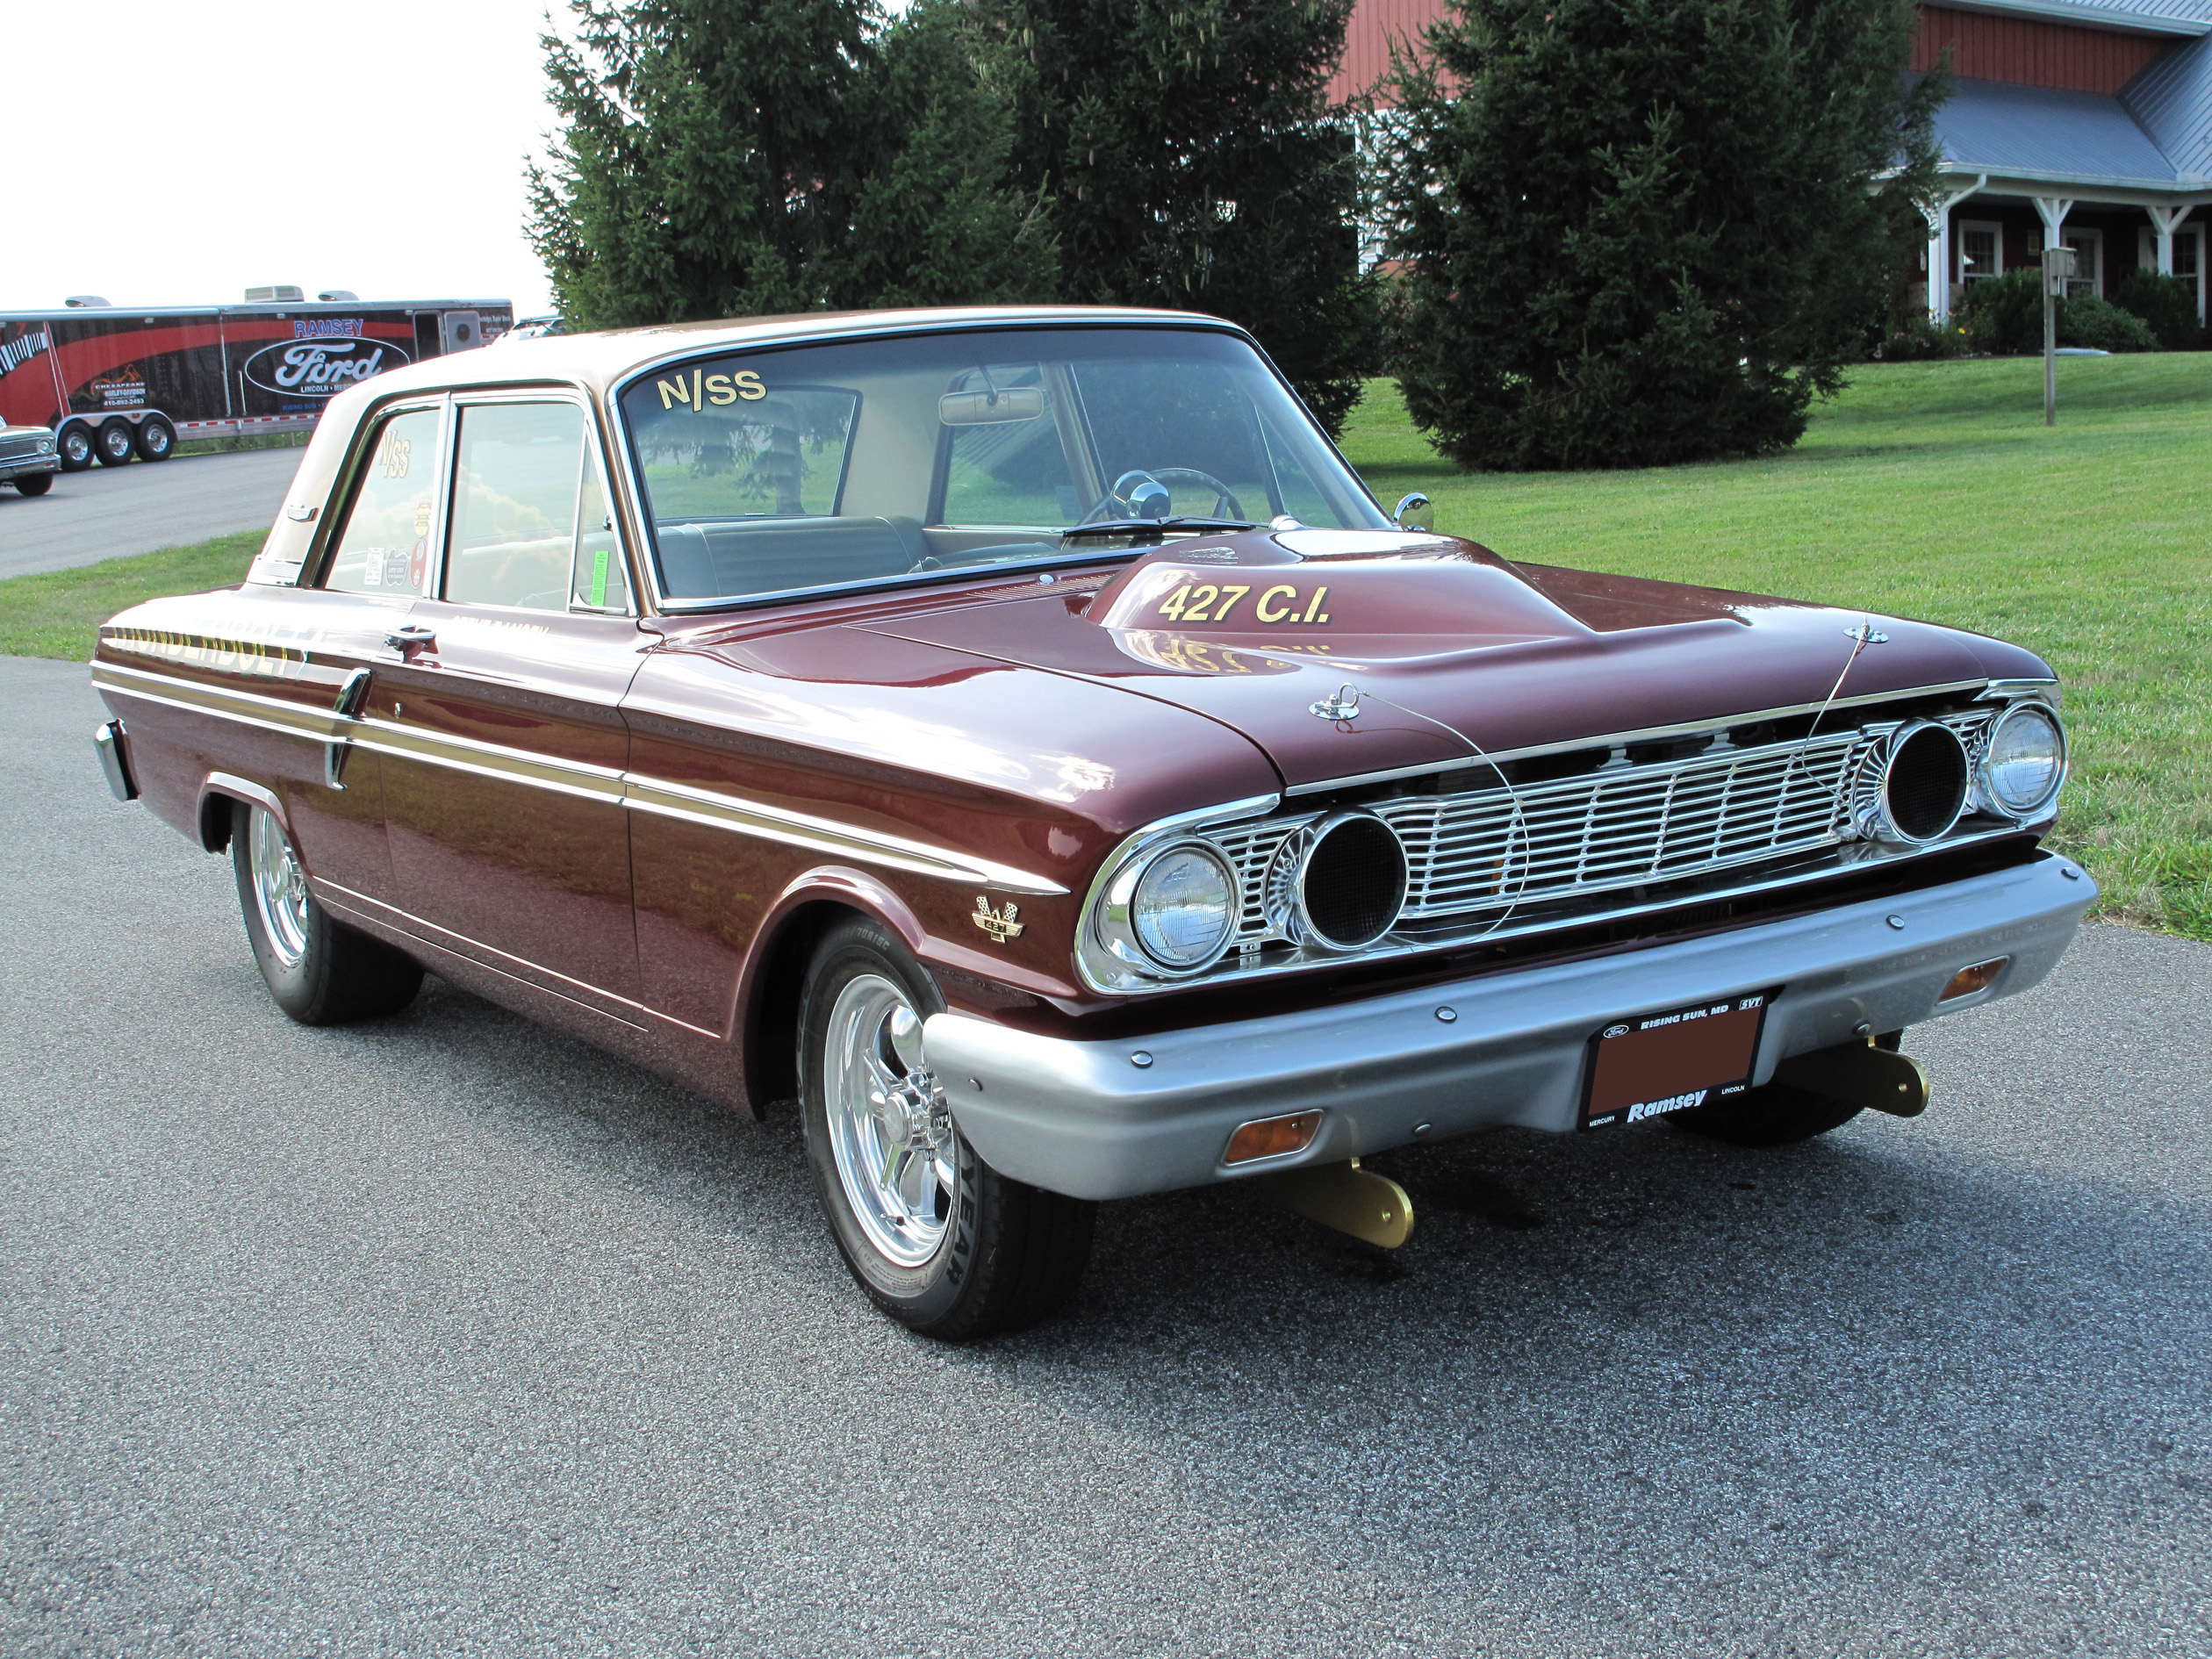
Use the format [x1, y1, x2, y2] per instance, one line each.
[1581, 989, 1777, 1129]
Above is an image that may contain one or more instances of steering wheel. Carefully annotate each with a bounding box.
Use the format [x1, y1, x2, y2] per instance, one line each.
[1077, 468, 1246, 526]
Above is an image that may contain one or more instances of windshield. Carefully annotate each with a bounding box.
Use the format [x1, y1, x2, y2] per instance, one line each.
[617, 325, 1388, 607]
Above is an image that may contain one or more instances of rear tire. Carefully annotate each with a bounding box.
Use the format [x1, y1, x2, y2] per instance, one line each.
[230, 799, 423, 1024]
[798, 916, 1094, 1339]
[12, 473, 53, 496]
[134, 416, 175, 461]
[57, 426, 93, 471]
[95, 420, 135, 466]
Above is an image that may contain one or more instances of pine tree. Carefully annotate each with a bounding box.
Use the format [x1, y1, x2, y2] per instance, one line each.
[977, 0, 1375, 433]
[528, 0, 1056, 328]
[1376, 0, 1944, 470]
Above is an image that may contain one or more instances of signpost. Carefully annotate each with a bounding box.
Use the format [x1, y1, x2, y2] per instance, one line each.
[2043, 245, 2076, 427]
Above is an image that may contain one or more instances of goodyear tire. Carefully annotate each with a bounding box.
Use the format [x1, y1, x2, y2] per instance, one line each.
[134, 416, 175, 462]
[799, 915, 1094, 1339]
[95, 420, 135, 467]
[230, 799, 423, 1025]
[12, 473, 54, 496]
[57, 426, 93, 471]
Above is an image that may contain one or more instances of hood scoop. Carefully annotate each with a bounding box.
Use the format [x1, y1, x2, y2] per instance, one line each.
[862, 528, 1993, 791]
[1083, 529, 1592, 657]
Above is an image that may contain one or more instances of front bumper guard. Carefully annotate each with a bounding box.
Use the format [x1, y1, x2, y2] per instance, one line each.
[923, 854, 2096, 1201]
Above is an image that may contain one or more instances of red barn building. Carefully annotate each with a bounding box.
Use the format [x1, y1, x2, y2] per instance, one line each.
[1332, 0, 2212, 321]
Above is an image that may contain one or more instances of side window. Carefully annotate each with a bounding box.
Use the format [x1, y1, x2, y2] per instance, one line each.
[325, 407, 443, 597]
[445, 402, 586, 611]
[572, 443, 629, 611]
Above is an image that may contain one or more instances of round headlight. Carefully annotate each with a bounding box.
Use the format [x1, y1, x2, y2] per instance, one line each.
[1982, 703, 2065, 816]
[1130, 845, 1237, 968]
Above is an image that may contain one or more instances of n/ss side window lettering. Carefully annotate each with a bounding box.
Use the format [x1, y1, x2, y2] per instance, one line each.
[325, 407, 443, 597]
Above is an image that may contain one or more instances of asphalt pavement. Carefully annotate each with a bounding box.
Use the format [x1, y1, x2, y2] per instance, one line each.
[3, 651, 2206, 1657]
[0, 447, 303, 579]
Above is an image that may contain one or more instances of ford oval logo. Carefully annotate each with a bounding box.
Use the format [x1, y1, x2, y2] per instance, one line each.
[241, 336, 407, 399]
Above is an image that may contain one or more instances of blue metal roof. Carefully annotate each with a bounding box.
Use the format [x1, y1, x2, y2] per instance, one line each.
[2123, 31, 2212, 176]
[1931, 75, 2200, 185]
[1947, 0, 2212, 36]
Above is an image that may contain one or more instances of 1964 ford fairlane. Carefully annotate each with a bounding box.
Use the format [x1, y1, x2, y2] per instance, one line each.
[90, 307, 2092, 1337]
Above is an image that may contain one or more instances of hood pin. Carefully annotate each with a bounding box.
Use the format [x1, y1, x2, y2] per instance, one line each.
[1311, 683, 1361, 722]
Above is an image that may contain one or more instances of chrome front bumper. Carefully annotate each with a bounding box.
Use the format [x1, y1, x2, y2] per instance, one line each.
[0, 452, 59, 480]
[924, 854, 2096, 1201]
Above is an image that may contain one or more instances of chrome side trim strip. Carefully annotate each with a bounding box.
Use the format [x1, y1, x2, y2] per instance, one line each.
[96, 659, 1066, 896]
[1279, 679, 1991, 796]
[93, 662, 348, 742]
[621, 775, 1067, 895]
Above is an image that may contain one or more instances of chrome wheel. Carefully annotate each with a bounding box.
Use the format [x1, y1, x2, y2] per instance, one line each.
[247, 807, 311, 969]
[822, 973, 955, 1268]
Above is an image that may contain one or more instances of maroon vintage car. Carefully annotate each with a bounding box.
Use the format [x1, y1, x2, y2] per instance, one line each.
[90, 306, 2091, 1337]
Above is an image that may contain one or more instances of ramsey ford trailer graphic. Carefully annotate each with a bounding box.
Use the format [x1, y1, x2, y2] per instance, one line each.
[0, 296, 510, 469]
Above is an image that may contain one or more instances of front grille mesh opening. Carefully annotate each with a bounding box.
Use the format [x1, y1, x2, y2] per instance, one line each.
[1303, 817, 1407, 947]
[1885, 726, 1969, 841]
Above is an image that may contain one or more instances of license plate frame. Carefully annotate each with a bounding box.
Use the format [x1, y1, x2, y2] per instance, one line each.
[1580, 988, 1779, 1130]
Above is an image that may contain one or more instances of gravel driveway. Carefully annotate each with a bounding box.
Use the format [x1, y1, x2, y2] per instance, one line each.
[2, 654, 2205, 1657]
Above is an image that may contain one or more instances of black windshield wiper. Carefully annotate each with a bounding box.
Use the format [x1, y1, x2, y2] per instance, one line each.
[1059, 516, 1259, 542]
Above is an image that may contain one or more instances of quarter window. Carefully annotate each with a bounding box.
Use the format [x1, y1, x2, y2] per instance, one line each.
[325, 407, 443, 597]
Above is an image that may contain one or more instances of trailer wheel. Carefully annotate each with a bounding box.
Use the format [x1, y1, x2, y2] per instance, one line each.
[134, 416, 176, 462]
[57, 426, 93, 472]
[95, 420, 135, 467]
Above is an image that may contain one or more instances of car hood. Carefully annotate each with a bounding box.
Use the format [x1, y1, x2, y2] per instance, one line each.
[858, 528, 2052, 791]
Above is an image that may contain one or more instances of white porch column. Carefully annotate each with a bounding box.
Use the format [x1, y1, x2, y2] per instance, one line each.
[2144, 202, 2192, 275]
[1923, 175, 1986, 322]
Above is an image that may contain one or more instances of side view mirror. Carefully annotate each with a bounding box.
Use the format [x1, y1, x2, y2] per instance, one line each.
[1394, 492, 1433, 533]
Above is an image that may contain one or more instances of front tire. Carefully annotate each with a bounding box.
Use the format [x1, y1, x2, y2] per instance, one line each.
[799, 916, 1094, 1339]
[95, 420, 135, 466]
[12, 473, 53, 496]
[230, 799, 422, 1024]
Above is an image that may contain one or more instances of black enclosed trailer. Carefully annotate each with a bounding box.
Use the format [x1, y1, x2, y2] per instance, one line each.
[0, 291, 511, 469]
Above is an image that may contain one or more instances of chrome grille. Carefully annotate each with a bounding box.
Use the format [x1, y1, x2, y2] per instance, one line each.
[0, 437, 41, 462]
[1210, 710, 1997, 939]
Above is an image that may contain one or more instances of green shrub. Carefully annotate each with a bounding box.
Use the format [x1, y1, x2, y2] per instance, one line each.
[2115, 269, 2205, 351]
[1953, 270, 2043, 354]
[2062, 294, 2159, 353]
[1953, 269, 2159, 354]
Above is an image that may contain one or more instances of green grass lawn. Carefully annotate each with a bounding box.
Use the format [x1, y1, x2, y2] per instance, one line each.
[0, 532, 265, 660]
[4, 353, 2206, 937]
[1336, 354, 2212, 939]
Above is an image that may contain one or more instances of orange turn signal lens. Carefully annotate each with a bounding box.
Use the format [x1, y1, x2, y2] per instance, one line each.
[1940, 958, 2007, 1001]
[1224, 1110, 1324, 1166]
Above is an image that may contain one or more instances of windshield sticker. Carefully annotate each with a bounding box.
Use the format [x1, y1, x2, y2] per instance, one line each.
[381, 431, 413, 478]
[656, 369, 766, 411]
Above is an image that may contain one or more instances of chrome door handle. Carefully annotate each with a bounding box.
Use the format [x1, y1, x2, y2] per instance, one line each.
[385, 625, 436, 660]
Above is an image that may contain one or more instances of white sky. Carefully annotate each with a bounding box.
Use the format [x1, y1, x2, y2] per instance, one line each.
[4, 0, 564, 316]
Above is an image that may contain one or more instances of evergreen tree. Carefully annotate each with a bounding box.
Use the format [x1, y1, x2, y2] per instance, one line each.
[976, 0, 1374, 433]
[1376, 0, 1945, 470]
[529, 0, 1055, 328]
